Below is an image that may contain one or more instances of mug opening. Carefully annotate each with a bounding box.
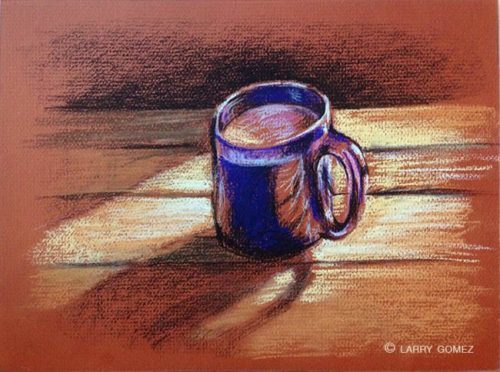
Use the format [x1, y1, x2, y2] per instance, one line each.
[215, 81, 329, 150]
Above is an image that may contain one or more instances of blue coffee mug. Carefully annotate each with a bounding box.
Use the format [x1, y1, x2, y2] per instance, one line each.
[211, 81, 368, 259]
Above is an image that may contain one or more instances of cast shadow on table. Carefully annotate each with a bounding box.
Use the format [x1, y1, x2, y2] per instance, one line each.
[61, 235, 313, 353]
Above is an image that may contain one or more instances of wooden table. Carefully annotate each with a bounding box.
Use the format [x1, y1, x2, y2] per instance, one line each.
[30, 105, 498, 368]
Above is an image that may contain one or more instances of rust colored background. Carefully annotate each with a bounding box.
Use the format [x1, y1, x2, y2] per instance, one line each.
[0, 0, 498, 369]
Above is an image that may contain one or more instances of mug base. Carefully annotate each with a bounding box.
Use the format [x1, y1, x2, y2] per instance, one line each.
[215, 231, 321, 261]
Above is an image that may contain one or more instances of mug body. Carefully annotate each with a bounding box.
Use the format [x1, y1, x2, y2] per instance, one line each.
[211, 82, 331, 258]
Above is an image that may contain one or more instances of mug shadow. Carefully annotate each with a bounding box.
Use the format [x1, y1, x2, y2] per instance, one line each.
[62, 235, 313, 354]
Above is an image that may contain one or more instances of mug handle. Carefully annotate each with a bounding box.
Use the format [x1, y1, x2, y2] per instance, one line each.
[314, 129, 368, 239]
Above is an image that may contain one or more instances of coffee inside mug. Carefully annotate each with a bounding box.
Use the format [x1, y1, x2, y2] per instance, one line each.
[222, 103, 319, 147]
[216, 83, 327, 149]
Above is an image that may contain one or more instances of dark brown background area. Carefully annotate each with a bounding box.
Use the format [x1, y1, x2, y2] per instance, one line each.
[42, 23, 487, 110]
[0, 0, 498, 369]
[32, 1, 497, 110]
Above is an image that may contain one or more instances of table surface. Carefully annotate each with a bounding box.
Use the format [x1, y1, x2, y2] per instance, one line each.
[30, 104, 498, 368]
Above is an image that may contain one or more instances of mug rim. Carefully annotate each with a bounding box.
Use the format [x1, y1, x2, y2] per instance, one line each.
[214, 80, 331, 152]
